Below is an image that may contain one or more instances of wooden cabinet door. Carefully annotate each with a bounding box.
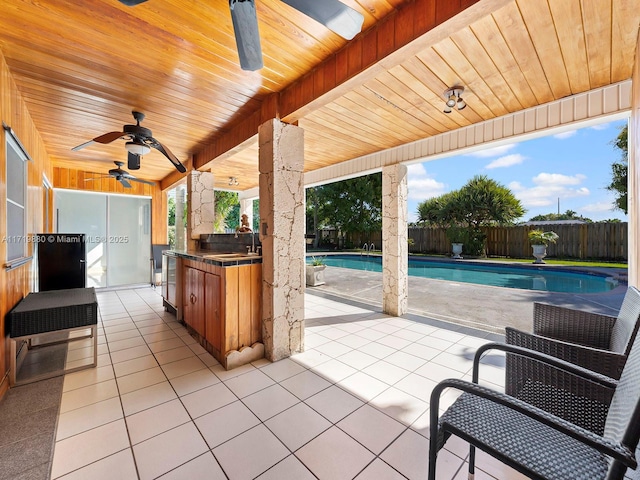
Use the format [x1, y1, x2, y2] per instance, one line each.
[182, 266, 192, 327]
[204, 272, 222, 353]
[183, 266, 205, 336]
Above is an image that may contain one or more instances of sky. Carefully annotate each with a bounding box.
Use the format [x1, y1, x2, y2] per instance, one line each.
[406, 118, 629, 224]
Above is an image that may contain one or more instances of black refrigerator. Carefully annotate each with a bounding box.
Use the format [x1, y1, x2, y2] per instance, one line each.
[37, 233, 86, 291]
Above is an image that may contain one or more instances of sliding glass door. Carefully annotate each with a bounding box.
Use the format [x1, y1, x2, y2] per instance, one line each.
[108, 195, 151, 286]
[55, 190, 151, 288]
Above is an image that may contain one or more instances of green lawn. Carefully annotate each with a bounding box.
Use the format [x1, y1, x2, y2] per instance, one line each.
[405, 252, 627, 269]
[489, 258, 627, 269]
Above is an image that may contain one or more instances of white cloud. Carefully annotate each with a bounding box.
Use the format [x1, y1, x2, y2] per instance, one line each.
[406, 163, 427, 176]
[581, 201, 615, 213]
[464, 143, 517, 158]
[485, 153, 525, 169]
[407, 163, 447, 201]
[532, 173, 586, 185]
[510, 173, 590, 208]
[553, 130, 577, 139]
[590, 122, 610, 131]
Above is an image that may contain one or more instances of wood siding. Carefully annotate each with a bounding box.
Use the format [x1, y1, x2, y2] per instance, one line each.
[0, 52, 53, 397]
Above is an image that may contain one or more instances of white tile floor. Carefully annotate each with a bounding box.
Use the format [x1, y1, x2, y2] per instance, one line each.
[50, 287, 528, 480]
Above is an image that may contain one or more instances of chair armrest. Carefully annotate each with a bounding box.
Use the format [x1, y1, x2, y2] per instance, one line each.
[430, 378, 636, 467]
[506, 327, 626, 379]
[472, 342, 617, 387]
[533, 302, 616, 349]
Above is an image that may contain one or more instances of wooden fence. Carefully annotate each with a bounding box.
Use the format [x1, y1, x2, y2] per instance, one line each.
[342, 223, 628, 260]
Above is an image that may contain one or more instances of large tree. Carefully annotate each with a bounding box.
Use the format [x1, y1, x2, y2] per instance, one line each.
[528, 210, 592, 223]
[213, 191, 239, 233]
[416, 175, 525, 255]
[606, 124, 628, 214]
[306, 173, 382, 246]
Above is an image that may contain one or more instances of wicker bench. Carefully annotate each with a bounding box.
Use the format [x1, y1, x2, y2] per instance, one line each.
[8, 287, 98, 386]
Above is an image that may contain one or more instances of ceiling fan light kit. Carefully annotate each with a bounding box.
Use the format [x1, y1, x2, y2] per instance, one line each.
[125, 140, 151, 156]
[443, 86, 466, 113]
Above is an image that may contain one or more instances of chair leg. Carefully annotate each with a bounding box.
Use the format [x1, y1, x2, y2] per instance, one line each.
[468, 445, 476, 479]
[428, 430, 439, 480]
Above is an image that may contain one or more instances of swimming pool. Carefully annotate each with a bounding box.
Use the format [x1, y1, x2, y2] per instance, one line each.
[317, 254, 618, 294]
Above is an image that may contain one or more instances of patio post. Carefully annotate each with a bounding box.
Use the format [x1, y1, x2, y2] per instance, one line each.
[186, 170, 215, 251]
[382, 164, 409, 316]
[258, 118, 306, 361]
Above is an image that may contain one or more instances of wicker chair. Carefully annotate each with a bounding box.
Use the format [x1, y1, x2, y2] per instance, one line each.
[505, 286, 640, 434]
[150, 244, 169, 287]
[428, 335, 640, 480]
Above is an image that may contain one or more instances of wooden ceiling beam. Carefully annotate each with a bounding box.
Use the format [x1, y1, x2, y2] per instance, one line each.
[192, 0, 513, 171]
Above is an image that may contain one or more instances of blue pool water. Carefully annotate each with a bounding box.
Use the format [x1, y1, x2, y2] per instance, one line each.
[318, 255, 617, 294]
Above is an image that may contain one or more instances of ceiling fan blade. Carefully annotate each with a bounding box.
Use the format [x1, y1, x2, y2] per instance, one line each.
[229, 0, 263, 71]
[119, 178, 132, 188]
[118, 0, 148, 6]
[130, 177, 156, 186]
[281, 0, 364, 40]
[72, 139, 96, 151]
[128, 151, 141, 170]
[122, 170, 155, 186]
[93, 131, 126, 144]
[84, 175, 110, 182]
[149, 139, 187, 173]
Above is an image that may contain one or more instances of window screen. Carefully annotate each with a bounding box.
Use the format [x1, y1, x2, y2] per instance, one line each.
[5, 131, 28, 262]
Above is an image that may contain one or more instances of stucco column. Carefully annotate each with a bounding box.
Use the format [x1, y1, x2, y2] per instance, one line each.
[258, 119, 305, 361]
[175, 184, 187, 251]
[629, 30, 640, 289]
[186, 171, 215, 250]
[382, 164, 408, 316]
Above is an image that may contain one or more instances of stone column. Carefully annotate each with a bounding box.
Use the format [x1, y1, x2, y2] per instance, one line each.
[175, 184, 187, 251]
[382, 164, 408, 316]
[258, 119, 305, 362]
[186, 171, 215, 250]
[240, 198, 254, 231]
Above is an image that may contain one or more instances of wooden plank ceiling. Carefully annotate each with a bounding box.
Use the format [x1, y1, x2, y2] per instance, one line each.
[0, 0, 638, 192]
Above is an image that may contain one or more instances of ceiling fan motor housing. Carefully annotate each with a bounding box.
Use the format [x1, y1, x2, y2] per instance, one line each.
[123, 124, 152, 139]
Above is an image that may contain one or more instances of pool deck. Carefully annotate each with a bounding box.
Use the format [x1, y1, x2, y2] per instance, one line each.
[307, 255, 627, 335]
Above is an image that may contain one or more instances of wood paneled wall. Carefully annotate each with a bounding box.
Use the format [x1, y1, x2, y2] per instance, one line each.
[52, 166, 169, 245]
[0, 52, 53, 397]
[0, 51, 169, 398]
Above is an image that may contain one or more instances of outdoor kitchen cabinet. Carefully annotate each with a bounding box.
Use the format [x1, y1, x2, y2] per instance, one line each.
[204, 272, 222, 354]
[183, 266, 205, 337]
[179, 256, 262, 368]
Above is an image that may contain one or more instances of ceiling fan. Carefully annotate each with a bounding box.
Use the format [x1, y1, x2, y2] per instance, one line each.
[87, 161, 156, 188]
[72, 111, 186, 173]
[118, 0, 365, 71]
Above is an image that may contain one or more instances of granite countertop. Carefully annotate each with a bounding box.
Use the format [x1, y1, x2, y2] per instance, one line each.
[163, 249, 262, 266]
